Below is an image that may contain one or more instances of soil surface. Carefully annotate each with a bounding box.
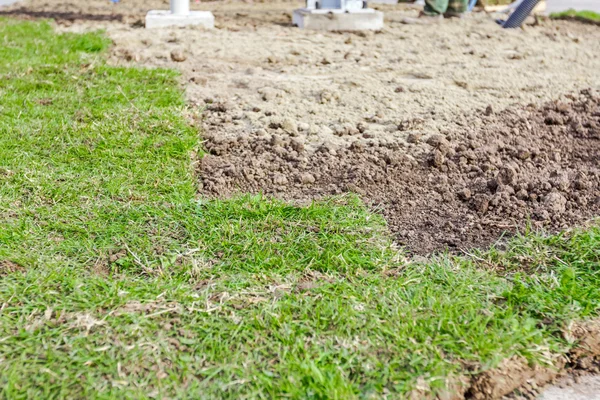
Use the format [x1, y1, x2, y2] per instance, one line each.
[200, 92, 600, 254]
[5, 0, 599, 254]
[471, 320, 600, 400]
[407, 319, 600, 399]
[3, 0, 600, 255]
[538, 375, 600, 400]
[2, 1, 600, 399]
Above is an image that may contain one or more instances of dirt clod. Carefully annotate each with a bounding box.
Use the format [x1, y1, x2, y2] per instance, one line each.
[458, 188, 472, 201]
[299, 173, 316, 184]
[199, 92, 600, 254]
[544, 192, 568, 214]
[170, 49, 186, 62]
[496, 166, 518, 186]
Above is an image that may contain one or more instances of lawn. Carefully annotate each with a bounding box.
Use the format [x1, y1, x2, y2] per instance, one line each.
[550, 9, 600, 24]
[0, 19, 599, 399]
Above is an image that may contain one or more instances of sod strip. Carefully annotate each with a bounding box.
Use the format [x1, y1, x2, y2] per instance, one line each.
[0, 19, 599, 399]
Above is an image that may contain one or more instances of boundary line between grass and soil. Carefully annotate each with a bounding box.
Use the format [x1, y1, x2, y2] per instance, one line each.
[550, 9, 600, 25]
[1, 17, 600, 400]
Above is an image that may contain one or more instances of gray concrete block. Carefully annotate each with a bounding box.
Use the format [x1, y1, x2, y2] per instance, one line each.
[293, 8, 384, 30]
[146, 10, 215, 29]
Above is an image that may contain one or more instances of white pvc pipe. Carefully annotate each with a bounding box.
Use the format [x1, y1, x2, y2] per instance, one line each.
[171, 0, 190, 15]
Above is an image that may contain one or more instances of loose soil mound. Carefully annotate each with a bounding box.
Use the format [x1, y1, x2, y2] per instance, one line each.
[201, 91, 600, 253]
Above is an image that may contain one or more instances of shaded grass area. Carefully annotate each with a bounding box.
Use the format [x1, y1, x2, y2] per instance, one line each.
[550, 9, 600, 24]
[1, 19, 600, 399]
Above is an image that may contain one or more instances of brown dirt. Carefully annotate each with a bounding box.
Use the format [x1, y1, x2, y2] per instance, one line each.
[5, 1, 600, 252]
[467, 320, 600, 400]
[0, 259, 24, 275]
[564, 319, 600, 374]
[467, 356, 563, 400]
[200, 91, 600, 254]
[406, 320, 600, 400]
[2, 1, 600, 398]
[23, 0, 597, 254]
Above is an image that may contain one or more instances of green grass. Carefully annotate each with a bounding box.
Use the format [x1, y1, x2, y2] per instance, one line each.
[1, 18, 600, 399]
[550, 9, 600, 23]
[482, 0, 513, 5]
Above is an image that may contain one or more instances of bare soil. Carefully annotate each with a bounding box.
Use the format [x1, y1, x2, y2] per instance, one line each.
[200, 92, 600, 254]
[2, 1, 600, 398]
[6, 1, 598, 254]
[423, 320, 600, 400]
[506, 320, 600, 400]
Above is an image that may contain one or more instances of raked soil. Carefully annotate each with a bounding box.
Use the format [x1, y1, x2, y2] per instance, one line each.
[4, 0, 599, 254]
[2, 1, 600, 398]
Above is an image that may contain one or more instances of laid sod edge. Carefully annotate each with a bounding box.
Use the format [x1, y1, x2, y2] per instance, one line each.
[1, 18, 600, 399]
[550, 9, 600, 24]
